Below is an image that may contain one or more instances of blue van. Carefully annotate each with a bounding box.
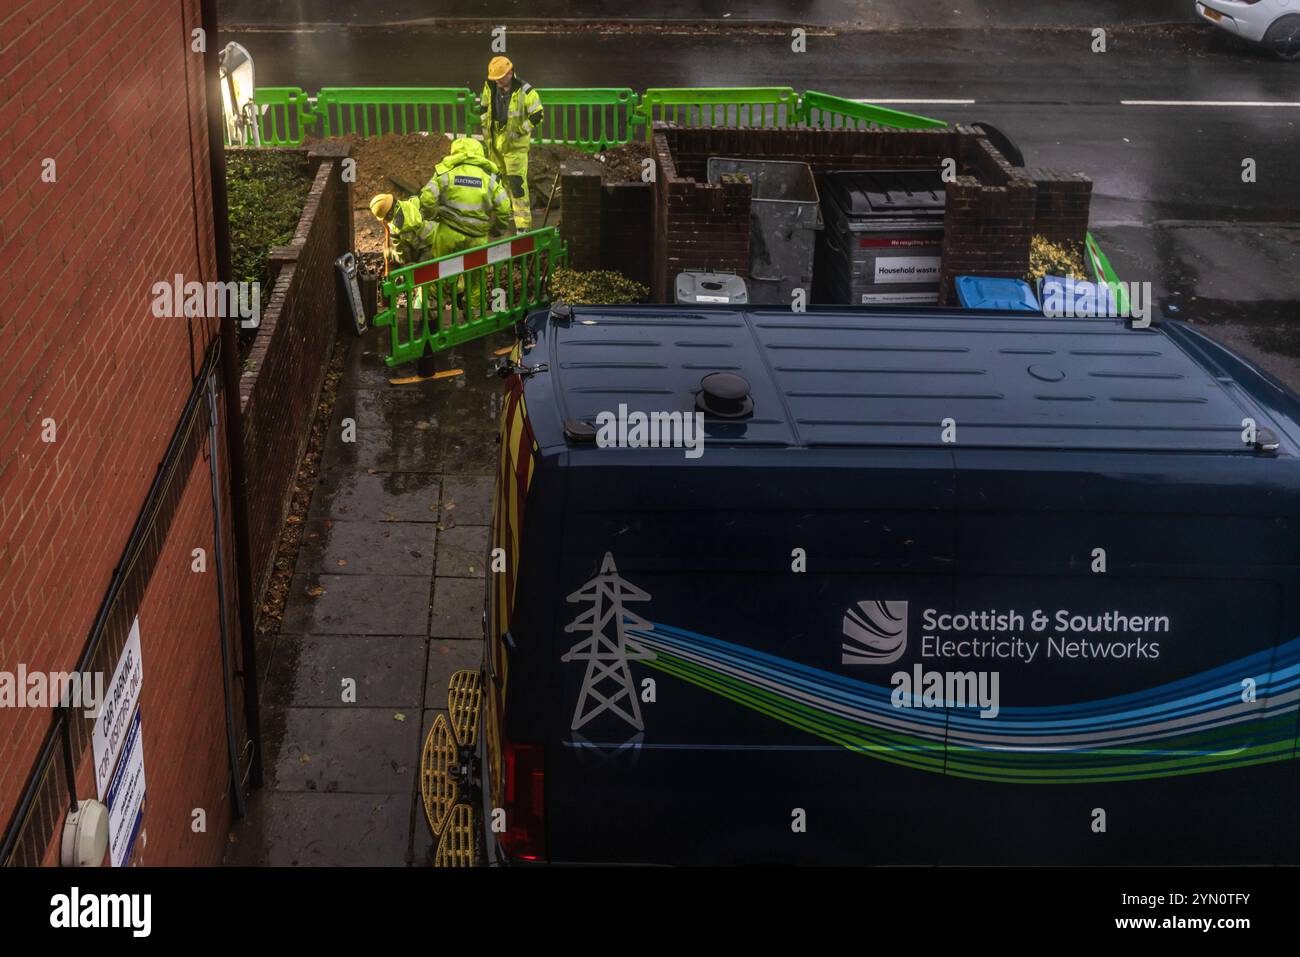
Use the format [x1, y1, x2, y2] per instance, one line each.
[470, 304, 1300, 866]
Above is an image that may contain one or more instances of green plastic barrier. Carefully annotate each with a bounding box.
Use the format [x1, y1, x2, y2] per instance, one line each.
[253, 87, 316, 146]
[798, 91, 947, 131]
[635, 88, 799, 139]
[1085, 232, 1132, 316]
[237, 87, 951, 148]
[315, 88, 481, 139]
[374, 227, 566, 367]
[534, 88, 637, 151]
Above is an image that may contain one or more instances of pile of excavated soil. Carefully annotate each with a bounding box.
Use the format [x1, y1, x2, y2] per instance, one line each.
[325, 132, 454, 205]
[319, 133, 454, 254]
[528, 141, 653, 197]
[336, 136, 654, 254]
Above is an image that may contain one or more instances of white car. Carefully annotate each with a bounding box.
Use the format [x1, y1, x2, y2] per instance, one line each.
[1197, 1, 1300, 59]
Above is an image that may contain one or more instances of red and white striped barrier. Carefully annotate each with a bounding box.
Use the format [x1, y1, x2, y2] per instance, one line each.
[410, 233, 537, 288]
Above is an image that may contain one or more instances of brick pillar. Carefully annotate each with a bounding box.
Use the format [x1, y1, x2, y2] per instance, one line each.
[560, 171, 602, 271]
[601, 182, 653, 287]
[939, 176, 1037, 305]
[1027, 167, 1093, 248]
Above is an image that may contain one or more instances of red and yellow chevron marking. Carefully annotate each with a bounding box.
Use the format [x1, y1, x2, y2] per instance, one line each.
[485, 372, 537, 805]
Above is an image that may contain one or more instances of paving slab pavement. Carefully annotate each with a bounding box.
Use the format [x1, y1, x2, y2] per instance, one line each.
[228, 328, 506, 866]
[264, 634, 428, 708]
[308, 468, 442, 523]
[436, 525, 490, 579]
[227, 792, 412, 867]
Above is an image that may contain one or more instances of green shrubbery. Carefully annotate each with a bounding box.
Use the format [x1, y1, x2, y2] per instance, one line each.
[1027, 235, 1087, 283]
[226, 151, 313, 287]
[548, 268, 649, 305]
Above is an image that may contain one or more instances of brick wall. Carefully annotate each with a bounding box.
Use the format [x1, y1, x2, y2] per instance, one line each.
[1026, 166, 1094, 248]
[559, 171, 602, 271]
[662, 125, 974, 180]
[939, 137, 1038, 303]
[652, 129, 753, 302]
[939, 178, 1037, 303]
[0, 0, 241, 865]
[601, 183, 653, 288]
[238, 143, 352, 606]
[650, 124, 1092, 305]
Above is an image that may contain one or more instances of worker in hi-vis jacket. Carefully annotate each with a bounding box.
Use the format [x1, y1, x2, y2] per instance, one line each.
[478, 55, 544, 230]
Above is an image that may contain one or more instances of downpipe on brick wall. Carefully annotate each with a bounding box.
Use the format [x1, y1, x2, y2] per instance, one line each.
[202, 0, 263, 797]
[206, 374, 247, 820]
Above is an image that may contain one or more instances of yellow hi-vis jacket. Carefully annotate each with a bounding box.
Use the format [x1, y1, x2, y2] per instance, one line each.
[478, 77, 544, 151]
[419, 138, 513, 238]
[387, 197, 436, 264]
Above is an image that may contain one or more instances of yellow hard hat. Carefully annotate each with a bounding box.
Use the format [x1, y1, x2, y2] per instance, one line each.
[487, 55, 513, 81]
[369, 193, 394, 220]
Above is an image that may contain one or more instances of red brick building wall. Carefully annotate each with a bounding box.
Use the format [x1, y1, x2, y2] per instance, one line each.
[0, 0, 239, 865]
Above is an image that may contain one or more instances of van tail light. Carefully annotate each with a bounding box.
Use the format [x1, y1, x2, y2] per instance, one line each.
[501, 740, 546, 861]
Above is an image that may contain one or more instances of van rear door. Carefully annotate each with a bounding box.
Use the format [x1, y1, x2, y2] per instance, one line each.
[936, 449, 1300, 865]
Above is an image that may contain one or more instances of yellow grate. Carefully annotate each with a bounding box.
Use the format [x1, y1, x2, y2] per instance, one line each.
[434, 803, 479, 867]
[448, 669, 482, 746]
[420, 713, 459, 837]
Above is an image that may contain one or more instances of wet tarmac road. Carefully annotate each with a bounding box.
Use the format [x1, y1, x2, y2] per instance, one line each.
[220, 0, 1197, 30]
[223, 19, 1300, 388]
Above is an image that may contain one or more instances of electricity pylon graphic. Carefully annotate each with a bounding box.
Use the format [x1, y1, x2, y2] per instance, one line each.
[561, 552, 656, 732]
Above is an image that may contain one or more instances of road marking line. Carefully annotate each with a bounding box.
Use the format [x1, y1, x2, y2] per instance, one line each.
[1122, 100, 1300, 107]
[852, 98, 977, 105]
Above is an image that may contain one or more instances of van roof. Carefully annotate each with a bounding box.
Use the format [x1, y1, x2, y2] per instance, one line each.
[525, 306, 1300, 455]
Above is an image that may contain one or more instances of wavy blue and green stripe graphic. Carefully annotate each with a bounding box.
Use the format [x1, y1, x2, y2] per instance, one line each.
[629, 625, 1300, 783]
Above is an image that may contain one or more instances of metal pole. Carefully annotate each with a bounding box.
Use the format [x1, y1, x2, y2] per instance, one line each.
[200, 0, 263, 789]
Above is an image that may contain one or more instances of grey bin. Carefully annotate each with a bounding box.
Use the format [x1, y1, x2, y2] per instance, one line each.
[707, 158, 822, 307]
[816, 169, 946, 306]
[676, 271, 749, 305]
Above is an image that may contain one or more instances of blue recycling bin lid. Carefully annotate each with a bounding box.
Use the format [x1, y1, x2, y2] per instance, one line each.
[1038, 275, 1117, 318]
[956, 276, 1040, 312]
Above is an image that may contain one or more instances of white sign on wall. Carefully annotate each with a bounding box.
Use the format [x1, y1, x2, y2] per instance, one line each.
[93, 617, 144, 799]
[873, 256, 942, 285]
[106, 708, 146, 868]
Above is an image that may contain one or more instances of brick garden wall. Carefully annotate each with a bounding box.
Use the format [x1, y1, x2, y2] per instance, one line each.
[645, 125, 1091, 305]
[652, 129, 753, 302]
[661, 125, 974, 181]
[1026, 166, 1094, 247]
[238, 143, 353, 608]
[559, 171, 602, 271]
[938, 136, 1037, 303]
[0, 0, 241, 865]
[558, 175, 655, 290]
[601, 183, 653, 289]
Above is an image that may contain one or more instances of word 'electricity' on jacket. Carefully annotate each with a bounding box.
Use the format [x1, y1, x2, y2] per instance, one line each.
[419, 138, 512, 239]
